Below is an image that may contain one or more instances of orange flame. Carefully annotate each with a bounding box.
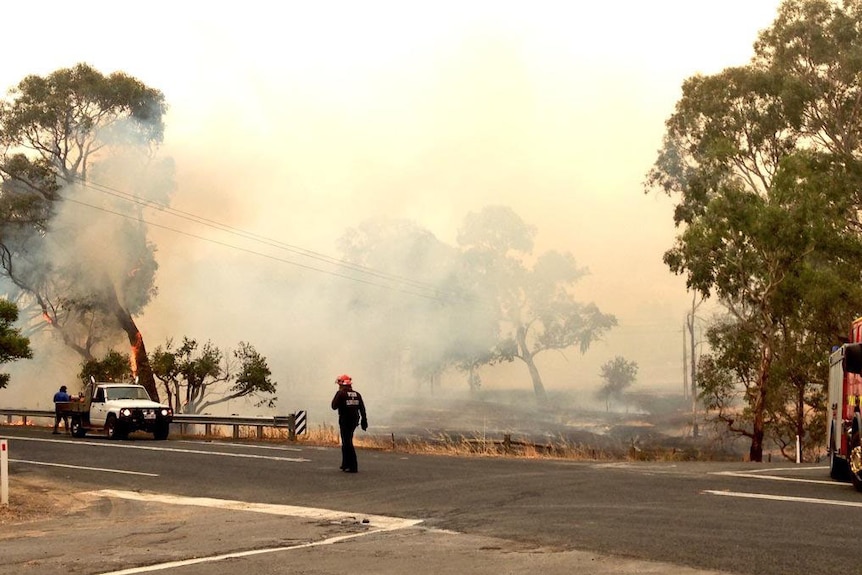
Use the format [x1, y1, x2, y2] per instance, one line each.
[6, 420, 34, 426]
[42, 312, 54, 325]
[130, 331, 144, 377]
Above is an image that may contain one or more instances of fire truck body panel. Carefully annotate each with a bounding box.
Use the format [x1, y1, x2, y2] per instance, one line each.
[827, 318, 862, 488]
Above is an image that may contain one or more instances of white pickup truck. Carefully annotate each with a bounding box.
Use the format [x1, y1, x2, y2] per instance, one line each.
[57, 381, 173, 440]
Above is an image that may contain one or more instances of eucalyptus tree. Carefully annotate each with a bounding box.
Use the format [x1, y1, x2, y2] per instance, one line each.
[457, 206, 617, 402]
[597, 356, 638, 412]
[0, 299, 32, 389]
[337, 217, 497, 394]
[150, 337, 276, 414]
[647, 0, 862, 461]
[0, 63, 171, 400]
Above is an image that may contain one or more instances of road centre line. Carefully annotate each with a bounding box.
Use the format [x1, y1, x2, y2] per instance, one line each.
[10, 459, 158, 477]
[0, 435, 309, 462]
[712, 470, 840, 486]
[177, 439, 302, 452]
[87, 490, 424, 575]
[704, 490, 862, 508]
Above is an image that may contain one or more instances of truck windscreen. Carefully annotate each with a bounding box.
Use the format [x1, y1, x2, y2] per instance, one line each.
[106, 387, 151, 401]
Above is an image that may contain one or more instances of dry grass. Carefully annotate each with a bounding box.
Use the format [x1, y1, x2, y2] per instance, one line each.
[178, 423, 648, 461]
[11, 413, 739, 463]
[0, 475, 91, 526]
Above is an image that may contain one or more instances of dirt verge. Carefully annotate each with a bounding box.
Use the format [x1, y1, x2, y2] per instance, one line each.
[0, 475, 84, 526]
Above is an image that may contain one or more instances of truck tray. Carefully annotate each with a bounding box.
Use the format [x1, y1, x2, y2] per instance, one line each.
[56, 401, 88, 414]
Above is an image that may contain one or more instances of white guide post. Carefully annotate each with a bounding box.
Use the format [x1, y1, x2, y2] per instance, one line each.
[1, 439, 8, 505]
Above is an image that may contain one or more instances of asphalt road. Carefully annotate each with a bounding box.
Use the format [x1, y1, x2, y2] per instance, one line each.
[1, 426, 859, 575]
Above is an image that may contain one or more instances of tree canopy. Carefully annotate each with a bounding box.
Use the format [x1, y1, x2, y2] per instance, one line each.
[336, 216, 499, 394]
[150, 337, 276, 414]
[646, 0, 862, 461]
[0, 63, 171, 400]
[597, 356, 638, 412]
[457, 206, 617, 402]
[0, 299, 32, 388]
[338, 206, 616, 401]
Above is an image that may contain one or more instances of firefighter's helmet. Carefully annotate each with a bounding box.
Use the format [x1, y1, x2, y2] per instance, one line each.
[336, 374, 352, 385]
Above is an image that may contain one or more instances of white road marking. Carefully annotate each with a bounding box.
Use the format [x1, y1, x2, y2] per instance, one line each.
[10, 459, 158, 477]
[176, 439, 303, 452]
[85, 490, 423, 575]
[97, 529, 394, 575]
[0, 435, 309, 462]
[739, 466, 829, 473]
[704, 489, 862, 508]
[87, 489, 422, 530]
[711, 470, 841, 486]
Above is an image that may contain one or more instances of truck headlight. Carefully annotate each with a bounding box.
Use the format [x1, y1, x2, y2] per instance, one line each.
[120, 408, 131, 417]
[160, 408, 170, 417]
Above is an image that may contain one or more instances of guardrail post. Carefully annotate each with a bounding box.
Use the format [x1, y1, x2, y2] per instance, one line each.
[273, 415, 296, 441]
[205, 423, 212, 436]
[256, 425, 264, 439]
[233, 425, 239, 439]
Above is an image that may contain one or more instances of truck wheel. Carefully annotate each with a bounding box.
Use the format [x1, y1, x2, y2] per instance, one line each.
[850, 432, 862, 492]
[153, 423, 169, 440]
[70, 417, 86, 438]
[105, 415, 127, 440]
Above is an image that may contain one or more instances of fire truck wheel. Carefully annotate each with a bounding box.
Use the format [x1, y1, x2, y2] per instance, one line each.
[849, 431, 862, 492]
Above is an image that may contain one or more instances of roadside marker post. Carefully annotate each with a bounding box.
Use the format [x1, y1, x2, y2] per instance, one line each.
[1, 439, 8, 506]
[295, 410, 307, 435]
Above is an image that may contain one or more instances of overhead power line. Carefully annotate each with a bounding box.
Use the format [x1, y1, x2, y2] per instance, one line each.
[66, 177, 481, 304]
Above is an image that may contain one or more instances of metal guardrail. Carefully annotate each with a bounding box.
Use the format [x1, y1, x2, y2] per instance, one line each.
[0, 409, 299, 441]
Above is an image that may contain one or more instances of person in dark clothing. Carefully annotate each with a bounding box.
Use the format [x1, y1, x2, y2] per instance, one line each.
[52, 385, 72, 434]
[330, 374, 367, 473]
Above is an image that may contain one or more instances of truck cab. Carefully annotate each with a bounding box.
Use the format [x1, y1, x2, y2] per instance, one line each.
[58, 382, 173, 440]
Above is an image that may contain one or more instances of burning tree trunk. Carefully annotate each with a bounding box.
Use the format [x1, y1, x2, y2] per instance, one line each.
[106, 284, 159, 402]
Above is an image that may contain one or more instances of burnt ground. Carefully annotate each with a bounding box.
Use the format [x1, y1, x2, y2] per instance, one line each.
[370, 390, 746, 461]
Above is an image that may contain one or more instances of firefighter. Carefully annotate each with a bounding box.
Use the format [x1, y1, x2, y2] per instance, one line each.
[330, 374, 368, 473]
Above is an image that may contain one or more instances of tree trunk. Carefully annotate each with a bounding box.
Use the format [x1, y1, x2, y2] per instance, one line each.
[750, 405, 765, 462]
[795, 381, 806, 462]
[105, 284, 159, 402]
[749, 336, 773, 463]
[516, 327, 547, 402]
[523, 354, 547, 402]
[129, 330, 158, 402]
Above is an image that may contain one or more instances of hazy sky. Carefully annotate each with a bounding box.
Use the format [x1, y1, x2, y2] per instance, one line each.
[2, 1, 786, 410]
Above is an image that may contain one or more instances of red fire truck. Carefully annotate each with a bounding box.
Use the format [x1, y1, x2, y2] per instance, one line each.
[827, 317, 862, 489]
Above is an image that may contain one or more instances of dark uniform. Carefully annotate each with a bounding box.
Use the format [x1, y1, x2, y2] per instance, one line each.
[330, 374, 367, 473]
